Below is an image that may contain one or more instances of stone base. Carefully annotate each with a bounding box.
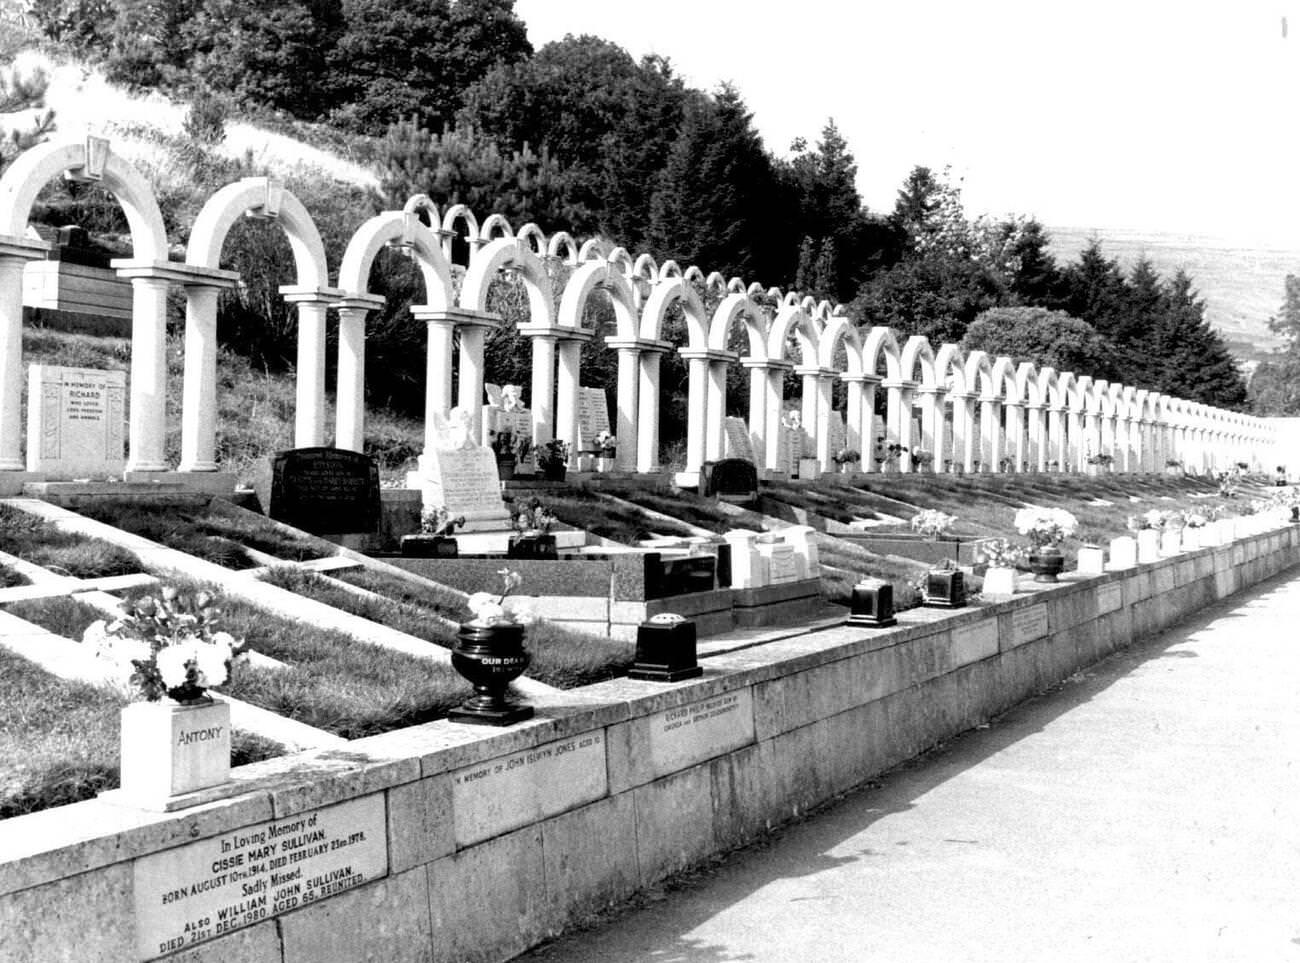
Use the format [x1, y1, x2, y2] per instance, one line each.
[0, 470, 44, 495]
[448, 702, 535, 726]
[627, 664, 705, 682]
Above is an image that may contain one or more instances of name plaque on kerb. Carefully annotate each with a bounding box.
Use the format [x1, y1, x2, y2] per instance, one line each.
[133, 795, 387, 960]
[1010, 604, 1050, 647]
[648, 689, 754, 775]
[1097, 582, 1124, 615]
[950, 621, 999, 667]
[452, 731, 606, 847]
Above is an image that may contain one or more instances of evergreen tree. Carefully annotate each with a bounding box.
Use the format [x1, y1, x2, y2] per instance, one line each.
[963, 306, 1113, 376]
[1151, 270, 1246, 409]
[1249, 275, 1300, 414]
[647, 86, 786, 282]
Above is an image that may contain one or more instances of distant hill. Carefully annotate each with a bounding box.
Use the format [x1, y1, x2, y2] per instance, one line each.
[1047, 226, 1300, 365]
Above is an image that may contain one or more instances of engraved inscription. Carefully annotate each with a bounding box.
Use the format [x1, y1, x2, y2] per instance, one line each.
[133, 796, 387, 960]
[648, 689, 755, 775]
[1010, 604, 1049, 647]
[1097, 582, 1124, 615]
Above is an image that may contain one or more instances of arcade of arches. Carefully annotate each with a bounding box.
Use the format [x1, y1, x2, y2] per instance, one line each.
[0, 138, 1277, 494]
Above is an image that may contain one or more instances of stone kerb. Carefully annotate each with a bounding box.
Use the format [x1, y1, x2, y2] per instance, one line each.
[2, 521, 1297, 962]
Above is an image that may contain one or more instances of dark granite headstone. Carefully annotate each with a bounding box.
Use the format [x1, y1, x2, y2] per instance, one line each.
[269, 447, 380, 535]
[702, 458, 759, 502]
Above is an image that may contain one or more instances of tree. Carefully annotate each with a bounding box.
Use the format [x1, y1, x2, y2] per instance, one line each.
[1150, 270, 1246, 409]
[1249, 275, 1300, 415]
[647, 86, 789, 282]
[0, 59, 55, 172]
[962, 307, 1114, 376]
[460, 35, 687, 245]
[329, 0, 530, 135]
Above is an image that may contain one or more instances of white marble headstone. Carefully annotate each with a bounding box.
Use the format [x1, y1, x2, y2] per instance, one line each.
[26, 364, 126, 478]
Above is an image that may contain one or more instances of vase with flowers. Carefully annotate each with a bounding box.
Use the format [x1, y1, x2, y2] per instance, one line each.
[595, 431, 617, 472]
[536, 438, 570, 482]
[1014, 506, 1078, 582]
[451, 569, 535, 725]
[402, 504, 465, 557]
[509, 496, 559, 558]
[974, 537, 1023, 595]
[83, 587, 240, 807]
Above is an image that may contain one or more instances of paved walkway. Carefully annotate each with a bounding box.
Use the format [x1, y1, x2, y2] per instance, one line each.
[516, 571, 1300, 963]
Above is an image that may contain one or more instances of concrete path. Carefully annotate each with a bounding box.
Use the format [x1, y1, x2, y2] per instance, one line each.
[516, 571, 1300, 963]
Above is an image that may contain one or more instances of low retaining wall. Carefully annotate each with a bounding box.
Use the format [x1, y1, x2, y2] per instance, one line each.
[3, 525, 1297, 962]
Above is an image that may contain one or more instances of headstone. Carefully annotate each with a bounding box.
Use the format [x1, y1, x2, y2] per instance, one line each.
[577, 386, 611, 451]
[756, 539, 797, 583]
[1108, 535, 1137, 569]
[723, 530, 766, 588]
[410, 442, 510, 532]
[1136, 529, 1161, 563]
[827, 411, 847, 455]
[270, 447, 380, 535]
[25, 364, 126, 478]
[723, 416, 756, 462]
[702, 458, 758, 502]
[782, 525, 820, 577]
[1076, 545, 1105, 575]
[778, 410, 804, 475]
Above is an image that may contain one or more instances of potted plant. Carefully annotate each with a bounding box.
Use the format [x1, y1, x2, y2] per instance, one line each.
[911, 448, 934, 472]
[1165, 458, 1184, 476]
[594, 431, 618, 472]
[509, 496, 559, 558]
[83, 587, 240, 807]
[1086, 452, 1114, 476]
[832, 447, 861, 474]
[490, 429, 517, 481]
[1014, 506, 1078, 582]
[402, 504, 465, 557]
[536, 438, 571, 482]
[451, 569, 535, 725]
[974, 537, 1022, 595]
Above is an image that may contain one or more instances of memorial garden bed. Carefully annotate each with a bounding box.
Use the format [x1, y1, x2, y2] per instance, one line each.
[0, 639, 283, 819]
[5, 585, 469, 741]
[0, 503, 140, 579]
[261, 568, 635, 689]
[73, 498, 332, 570]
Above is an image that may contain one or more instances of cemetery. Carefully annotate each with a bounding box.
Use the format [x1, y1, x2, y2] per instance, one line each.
[1, 136, 1298, 962]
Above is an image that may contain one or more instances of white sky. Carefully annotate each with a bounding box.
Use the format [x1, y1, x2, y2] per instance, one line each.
[513, 0, 1300, 248]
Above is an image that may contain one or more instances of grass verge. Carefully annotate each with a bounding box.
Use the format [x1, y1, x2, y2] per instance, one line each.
[0, 503, 140, 578]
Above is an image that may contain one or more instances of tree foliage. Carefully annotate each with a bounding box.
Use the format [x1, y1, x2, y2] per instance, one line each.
[1249, 275, 1300, 415]
[963, 307, 1112, 377]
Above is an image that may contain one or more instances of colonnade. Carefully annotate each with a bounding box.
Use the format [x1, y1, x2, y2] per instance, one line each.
[0, 137, 1276, 488]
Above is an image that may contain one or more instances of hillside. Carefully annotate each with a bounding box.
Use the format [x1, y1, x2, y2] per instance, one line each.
[1048, 225, 1300, 365]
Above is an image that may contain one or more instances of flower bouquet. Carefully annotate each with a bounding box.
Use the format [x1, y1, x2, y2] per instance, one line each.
[1013, 506, 1078, 582]
[910, 509, 956, 540]
[454, 569, 535, 725]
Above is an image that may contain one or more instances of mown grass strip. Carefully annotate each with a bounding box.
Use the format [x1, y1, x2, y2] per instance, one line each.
[0, 503, 140, 579]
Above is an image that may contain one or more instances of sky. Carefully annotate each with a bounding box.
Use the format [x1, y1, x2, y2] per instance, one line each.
[513, 0, 1300, 248]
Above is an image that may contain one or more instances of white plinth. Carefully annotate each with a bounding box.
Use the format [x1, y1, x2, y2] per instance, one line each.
[1137, 530, 1161, 564]
[1076, 545, 1106, 575]
[117, 699, 231, 809]
[982, 566, 1017, 596]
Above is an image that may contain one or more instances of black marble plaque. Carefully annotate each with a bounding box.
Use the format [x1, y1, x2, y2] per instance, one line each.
[269, 447, 380, 535]
[702, 458, 759, 502]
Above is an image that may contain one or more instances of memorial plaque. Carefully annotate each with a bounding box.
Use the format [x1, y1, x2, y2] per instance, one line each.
[577, 387, 611, 449]
[950, 620, 999, 667]
[412, 443, 509, 530]
[723, 417, 755, 462]
[1009, 604, 1049, 647]
[269, 447, 379, 535]
[133, 795, 387, 960]
[26, 364, 126, 477]
[702, 458, 758, 502]
[827, 411, 847, 455]
[452, 731, 607, 847]
[1097, 582, 1124, 615]
[648, 689, 755, 775]
[758, 542, 798, 583]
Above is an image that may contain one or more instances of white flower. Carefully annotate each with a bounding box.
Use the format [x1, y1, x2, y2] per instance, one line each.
[108, 636, 151, 665]
[502, 597, 536, 626]
[156, 645, 194, 689]
[194, 643, 229, 687]
[209, 631, 236, 658]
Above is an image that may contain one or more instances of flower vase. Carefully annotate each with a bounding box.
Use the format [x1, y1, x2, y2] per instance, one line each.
[982, 566, 1017, 596]
[596, 455, 615, 473]
[117, 698, 231, 810]
[1028, 550, 1065, 582]
[496, 454, 516, 482]
[449, 622, 534, 725]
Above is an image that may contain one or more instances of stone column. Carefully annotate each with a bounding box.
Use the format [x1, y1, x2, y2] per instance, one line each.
[859, 376, 880, 473]
[980, 395, 1001, 472]
[334, 303, 376, 453]
[456, 324, 489, 444]
[1005, 401, 1025, 472]
[555, 338, 584, 457]
[278, 289, 338, 450]
[680, 350, 712, 475]
[917, 386, 942, 471]
[1047, 405, 1066, 470]
[1064, 409, 1084, 472]
[949, 392, 975, 472]
[123, 273, 172, 471]
[528, 334, 557, 448]
[1083, 412, 1100, 469]
[0, 242, 48, 471]
[705, 358, 729, 462]
[1120, 417, 1137, 472]
[1025, 402, 1046, 472]
[614, 345, 640, 471]
[762, 361, 791, 472]
[882, 379, 914, 471]
[637, 347, 665, 473]
[742, 359, 769, 465]
[1100, 413, 1116, 466]
[179, 284, 222, 471]
[841, 374, 865, 455]
[410, 309, 456, 455]
[795, 367, 833, 469]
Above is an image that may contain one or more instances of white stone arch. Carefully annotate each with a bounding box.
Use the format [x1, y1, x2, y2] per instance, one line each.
[557, 261, 642, 469]
[182, 176, 337, 463]
[0, 137, 173, 473]
[813, 319, 868, 468]
[639, 276, 708, 473]
[479, 213, 514, 243]
[547, 231, 580, 265]
[578, 238, 605, 262]
[926, 343, 966, 472]
[692, 293, 769, 467]
[457, 237, 560, 446]
[440, 204, 480, 264]
[335, 210, 455, 454]
[516, 223, 547, 257]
